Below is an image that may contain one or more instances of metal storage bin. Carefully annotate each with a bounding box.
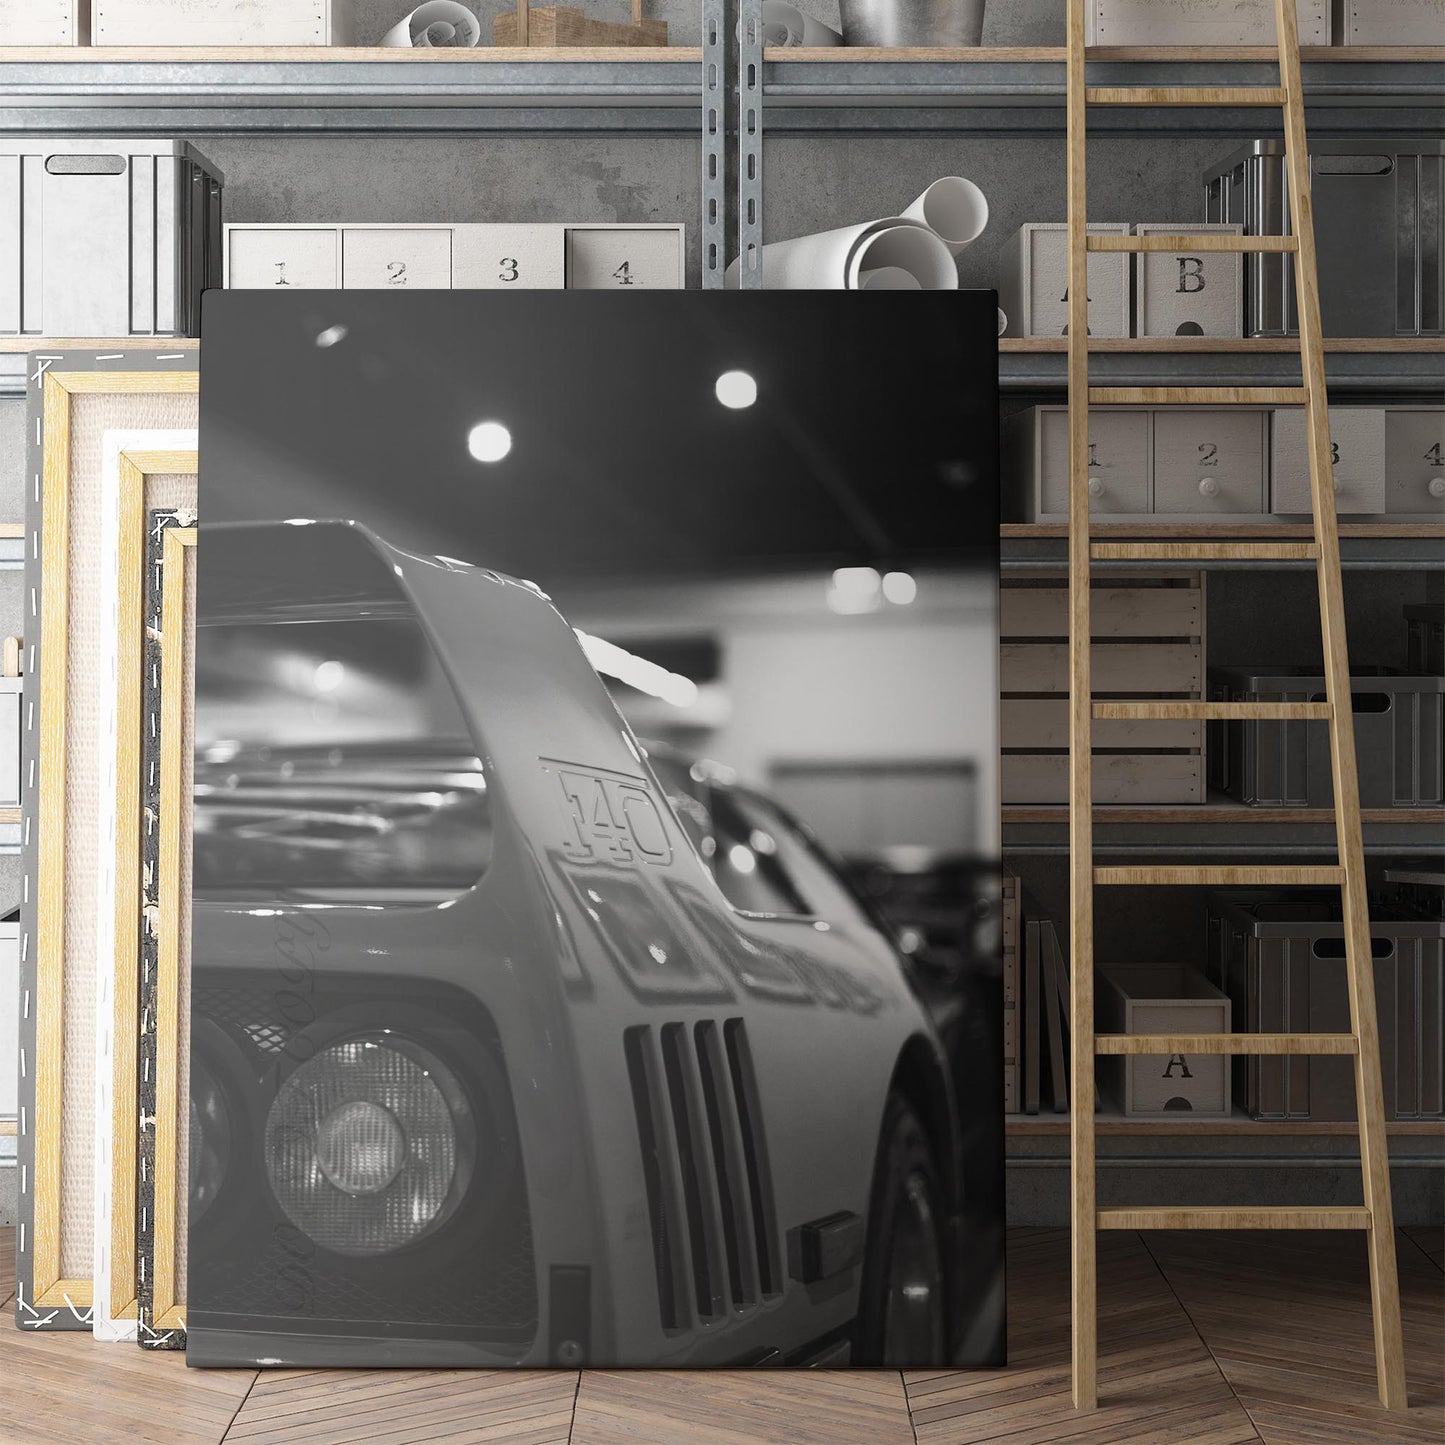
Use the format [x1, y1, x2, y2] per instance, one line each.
[1207, 891, 1444, 1121]
[1406, 603, 1445, 676]
[0, 139, 223, 338]
[1204, 138, 1444, 338]
[1208, 664, 1445, 807]
[1098, 965, 1232, 1118]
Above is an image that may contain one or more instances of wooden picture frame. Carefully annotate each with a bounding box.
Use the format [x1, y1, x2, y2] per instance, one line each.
[15, 352, 198, 1331]
[137, 512, 196, 1348]
[93, 439, 198, 1342]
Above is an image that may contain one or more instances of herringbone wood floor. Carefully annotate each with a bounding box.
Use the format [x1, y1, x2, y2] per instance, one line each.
[2, 1225, 1440, 1444]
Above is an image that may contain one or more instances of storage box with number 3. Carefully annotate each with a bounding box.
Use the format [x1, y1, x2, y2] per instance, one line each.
[566, 224, 684, 289]
[453, 226, 564, 289]
[1272, 407, 1386, 515]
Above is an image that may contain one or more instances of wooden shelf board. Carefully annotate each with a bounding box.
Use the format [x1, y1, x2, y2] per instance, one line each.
[1002, 522, 1445, 539]
[0, 45, 702, 61]
[4, 42, 1436, 62]
[1000, 337, 1445, 354]
[1007, 1112, 1445, 1137]
[1003, 804, 1445, 826]
[0, 337, 196, 353]
[773, 45, 1444, 61]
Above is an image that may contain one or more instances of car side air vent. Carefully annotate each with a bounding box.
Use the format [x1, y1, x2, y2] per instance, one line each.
[624, 1018, 781, 1331]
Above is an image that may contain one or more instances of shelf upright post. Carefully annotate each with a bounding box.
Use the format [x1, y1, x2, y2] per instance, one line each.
[702, 0, 728, 288]
[737, 0, 763, 289]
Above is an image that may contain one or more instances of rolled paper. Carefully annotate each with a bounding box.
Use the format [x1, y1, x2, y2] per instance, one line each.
[382, 1, 482, 47]
[858, 266, 923, 290]
[726, 217, 956, 290]
[761, 1, 845, 45]
[846, 223, 957, 290]
[998, 307, 1008, 336]
[902, 176, 989, 255]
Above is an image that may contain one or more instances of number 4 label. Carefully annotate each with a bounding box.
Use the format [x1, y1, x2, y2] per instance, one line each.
[613, 261, 635, 286]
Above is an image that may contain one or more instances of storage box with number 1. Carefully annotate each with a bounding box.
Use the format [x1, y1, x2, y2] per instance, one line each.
[224, 222, 685, 291]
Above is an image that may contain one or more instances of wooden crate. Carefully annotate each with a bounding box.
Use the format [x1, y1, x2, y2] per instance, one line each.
[93, 0, 353, 44]
[1087, 0, 1329, 44]
[0, 0, 86, 43]
[1332, 0, 1444, 43]
[1003, 752, 1204, 805]
[1001, 573, 1206, 806]
[494, 0, 666, 45]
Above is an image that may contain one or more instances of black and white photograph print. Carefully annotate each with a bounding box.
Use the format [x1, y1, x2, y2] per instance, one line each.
[187, 289, 1004, 1371]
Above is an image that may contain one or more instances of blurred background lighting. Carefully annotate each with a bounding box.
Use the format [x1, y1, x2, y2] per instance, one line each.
[467, 420, 513, 463]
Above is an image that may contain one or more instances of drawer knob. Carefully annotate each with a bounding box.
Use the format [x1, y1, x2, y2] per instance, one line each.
[1197, 477, 1219, 498]
[1430, 477, 1445, 500]
[1087, 474, 1105, 498]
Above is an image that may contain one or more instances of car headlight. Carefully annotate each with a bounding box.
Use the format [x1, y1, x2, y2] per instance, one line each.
[189, 1056, 232, 1224]
[264, 1034, 474, 1257]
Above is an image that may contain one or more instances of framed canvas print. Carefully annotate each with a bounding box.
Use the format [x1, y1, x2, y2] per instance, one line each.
[14, 350, 198, 1333]
[189, 291, 1002, 1370]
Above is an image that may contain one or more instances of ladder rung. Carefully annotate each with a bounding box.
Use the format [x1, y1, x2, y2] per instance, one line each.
[1088, 387, 1309, 405]
[1097, 1207, 1370, 1232]
[1093, 701, 1331, 721]
[1086, 86, 1287, 107]
[1095, 1033, 1358, 1057]
[1090, 541, 1321, 562]
[1087, 234, 1297, 253]
[1094, 866, 1345, 886]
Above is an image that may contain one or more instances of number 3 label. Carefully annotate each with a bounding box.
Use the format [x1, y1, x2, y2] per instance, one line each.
[499, 257, 519, 283]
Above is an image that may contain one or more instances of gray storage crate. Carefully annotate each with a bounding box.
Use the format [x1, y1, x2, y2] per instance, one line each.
[1208, 665, 1444, 807]
[1208, 891, 1444, 1121]
[1204, 139, 1443, 338]
[1098, 965, 1231, 1119]
[1406, 603, 1444, 676]
[0, 139, 223, 338]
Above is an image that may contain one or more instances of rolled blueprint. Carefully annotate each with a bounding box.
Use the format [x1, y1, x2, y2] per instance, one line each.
[762, 1, 844, 45]
[902, 176, 989, 255]
[858, 266, 922, 289]
[726, 217, 956, 290]
[382, 1, 482, 46]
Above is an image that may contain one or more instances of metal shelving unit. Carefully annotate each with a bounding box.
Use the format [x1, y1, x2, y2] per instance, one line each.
[1000, 338, 1445, 395]
[0, 45, 1437, 135]
[1003, 806, 1445, 856]
[763, 46, 1445, 134]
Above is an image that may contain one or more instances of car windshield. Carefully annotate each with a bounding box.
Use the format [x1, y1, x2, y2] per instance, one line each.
[193, 614, 491, 902]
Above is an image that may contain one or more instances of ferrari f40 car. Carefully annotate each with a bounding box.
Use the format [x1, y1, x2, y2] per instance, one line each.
[187, 520, 996, 1369]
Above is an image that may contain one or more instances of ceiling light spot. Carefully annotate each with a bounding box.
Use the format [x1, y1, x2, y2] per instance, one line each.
[715, 370, 758, 409]
[467, 420, 512, 463]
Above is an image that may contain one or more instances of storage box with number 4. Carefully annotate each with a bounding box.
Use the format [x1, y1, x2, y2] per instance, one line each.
[565, 224, 684, 289]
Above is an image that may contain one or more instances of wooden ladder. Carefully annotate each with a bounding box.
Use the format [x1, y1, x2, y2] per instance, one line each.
[1064, 0, 1408, 1412]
